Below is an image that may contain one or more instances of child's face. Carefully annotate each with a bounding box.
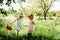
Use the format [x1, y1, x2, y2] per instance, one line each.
[28, 17, 32, 20]
[19, 16, 23, 19]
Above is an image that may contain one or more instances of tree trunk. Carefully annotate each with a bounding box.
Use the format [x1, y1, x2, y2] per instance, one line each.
[44, 11, 46, 20]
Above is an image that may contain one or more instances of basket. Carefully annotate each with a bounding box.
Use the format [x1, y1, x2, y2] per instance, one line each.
[6, 24, 12, 30]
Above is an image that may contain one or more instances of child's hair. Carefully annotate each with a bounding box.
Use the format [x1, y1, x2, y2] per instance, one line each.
[28, 14, 34, 20]
[18, 13, 23, 19]
[19, 13, 23, 17]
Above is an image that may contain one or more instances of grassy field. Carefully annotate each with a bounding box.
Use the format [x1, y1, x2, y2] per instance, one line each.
[0, 16, 60, 40]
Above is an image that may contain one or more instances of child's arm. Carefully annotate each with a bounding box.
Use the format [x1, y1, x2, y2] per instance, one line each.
[25, 24, 28, 27]
[32, 21, 35, 25]
[24, 23, 28, 27]
[9, 18, 19, 25]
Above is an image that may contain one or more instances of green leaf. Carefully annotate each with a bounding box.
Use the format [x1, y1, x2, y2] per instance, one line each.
[0, 0, 3, 3]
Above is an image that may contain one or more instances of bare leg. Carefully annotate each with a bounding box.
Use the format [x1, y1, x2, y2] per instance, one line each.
[16, 30, 20, 37]
[16, 30, 20, 40]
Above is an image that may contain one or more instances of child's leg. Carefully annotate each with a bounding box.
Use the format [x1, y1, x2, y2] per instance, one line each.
[28, 32, 32, 40]
[16, 30, 20, 36]
[28, 30, 34, 40]
[16, 26, 20, 36]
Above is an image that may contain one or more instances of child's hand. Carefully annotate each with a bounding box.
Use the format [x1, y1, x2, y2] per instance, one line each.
[24, 24, 28, 27]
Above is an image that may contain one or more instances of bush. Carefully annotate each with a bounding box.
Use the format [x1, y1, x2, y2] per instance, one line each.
[0, 19, 5, 27]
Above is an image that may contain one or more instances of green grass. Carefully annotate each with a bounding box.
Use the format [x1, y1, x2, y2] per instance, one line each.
[0, 17, 60, 40]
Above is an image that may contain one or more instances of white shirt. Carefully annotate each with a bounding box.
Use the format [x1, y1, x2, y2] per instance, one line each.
[17, 19, 22, 30]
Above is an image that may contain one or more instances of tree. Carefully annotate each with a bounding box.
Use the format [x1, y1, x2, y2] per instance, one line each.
[56, 11, 60, 17]
[0, 0, 3, 3]
[0, 0, 25, 6]
[31, 0, 54, 20]
[0, 0, 26, 16]
[0, 8, 7, 16]
[40, 0, 54, 20]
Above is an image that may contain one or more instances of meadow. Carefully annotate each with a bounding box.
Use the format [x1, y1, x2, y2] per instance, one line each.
[0, 16, 60, 40]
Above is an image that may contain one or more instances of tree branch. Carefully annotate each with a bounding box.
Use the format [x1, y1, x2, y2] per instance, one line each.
[46, 0, 54, 13]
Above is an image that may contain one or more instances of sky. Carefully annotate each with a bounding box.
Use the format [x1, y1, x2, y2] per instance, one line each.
[0, 0, 60, 11]
[49, 1, 60, 11]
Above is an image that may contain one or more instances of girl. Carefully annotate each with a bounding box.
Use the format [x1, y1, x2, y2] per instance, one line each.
[16, 13, 23, 36]
[25, 14, 35, 40]
[6, 13, 23, 36]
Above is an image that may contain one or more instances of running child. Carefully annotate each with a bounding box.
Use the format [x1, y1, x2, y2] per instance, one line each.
[6, 13, 23, 36]
[16, 13, 23, 36]
[25, 14, 35, 40]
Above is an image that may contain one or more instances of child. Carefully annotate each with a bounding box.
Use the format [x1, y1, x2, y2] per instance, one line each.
[6, 13, 23, 36]
[16, 13, 23, 36]
[25, 14, 35, 40]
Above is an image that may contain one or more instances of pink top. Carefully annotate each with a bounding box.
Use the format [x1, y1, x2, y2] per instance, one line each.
[28, 20, 34, 31]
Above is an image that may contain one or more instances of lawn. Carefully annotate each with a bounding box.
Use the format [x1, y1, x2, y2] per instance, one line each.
[0, 16, 60, 40]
